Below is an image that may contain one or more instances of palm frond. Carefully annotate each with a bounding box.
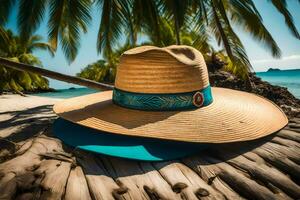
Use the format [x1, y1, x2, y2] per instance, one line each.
[132, 0, 161, 42]
[28, 42, 55, 57]
[18, 53, 43, 66]
[160, 0, 191, 28]
[0, 0, 16, 25]
[118, 0, 137, 45]
[210, 0, 251, 78]
[192, 24, 212, 54]
[193, 0, 209, 25]
[210, 0, 234, 59]
[48, 0, 65, 51]
[269, 0, 300, 39]
[48, 0, 92, 63]
[28, 35, 44, 44]
[227, 0, 281, 57]
[0, 26, 9, 45]
[144, 18, 175, 46]
[17, 0, 47, 39]
[97, 0, 124, 55]
[160, 0, 192, 44]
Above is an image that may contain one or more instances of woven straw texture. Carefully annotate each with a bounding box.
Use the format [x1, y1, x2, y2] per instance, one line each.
[115, 45, 209, 93]
[54, 87, 288, 143]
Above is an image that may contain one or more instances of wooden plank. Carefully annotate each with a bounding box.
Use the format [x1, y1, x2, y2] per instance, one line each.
[153, 161, 225, 200]
[35, 159, 72, 199]
[140, 162, 181, 200]
[65, 166, 92, 200]
[253, 149, 300, 183]
[218, 153, 300, 199]
[102, 157, 180, 200]
[271, 136, 300, 149]
[277, 129, 300, 143]
[257, 142, 300, 167]
[183, 156, 246, 200]
[1, 115, 300, 199]
[0, 136, 63, 175]
[77, 153, 121, 200]
[289, 123, 300, 129]
[184, 154, 280, 200]
[285, 127, 300, 133]
[0, 136, 64, 199]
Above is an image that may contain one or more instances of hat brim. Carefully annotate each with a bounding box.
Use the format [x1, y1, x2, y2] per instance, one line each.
[53, 118, 207, 161]
[53, 87, 288, 143]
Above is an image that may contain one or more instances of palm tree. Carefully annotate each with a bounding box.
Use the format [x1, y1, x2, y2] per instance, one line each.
[144, 18, 212, 54]
[77, 60, 115, 83]
[0, 0, 299, 88]
[1, 0, 296, 59]
[77, 20, 221, 83]
[0, 29, 54, 93]
[0, 28, 114, 91]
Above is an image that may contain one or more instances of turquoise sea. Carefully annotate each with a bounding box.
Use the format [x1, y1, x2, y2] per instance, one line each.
[256, 69, 300, 99]
[34, 69, 300, 99]
[34, 87, 98, 99]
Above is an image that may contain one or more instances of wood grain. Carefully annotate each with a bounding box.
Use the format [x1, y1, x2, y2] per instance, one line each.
[0, 117, 299, 199]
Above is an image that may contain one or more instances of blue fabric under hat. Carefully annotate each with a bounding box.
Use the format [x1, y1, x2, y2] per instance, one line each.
[53, 118, 207, 161]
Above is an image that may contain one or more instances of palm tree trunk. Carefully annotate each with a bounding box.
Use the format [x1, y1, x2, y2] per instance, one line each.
[0, 57, 114, 91]
[14, 89, 26, 97]
[174, 18, 181, 45]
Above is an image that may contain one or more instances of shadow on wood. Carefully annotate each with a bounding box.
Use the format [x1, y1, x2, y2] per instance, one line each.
[0, 105, 299, 200]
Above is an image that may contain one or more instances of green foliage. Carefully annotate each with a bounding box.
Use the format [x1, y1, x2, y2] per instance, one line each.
[77, 60, 116, 83]
[17, 0, 47, 39]
[48, 0, 92, 63]
[77, 42, 133, 83]
[269, 0, 300, 39]
[0, 0, 299, 79]
[97, 0, 125, 56]
[0, 29, 52, 93]
[77, 21, 215, 83]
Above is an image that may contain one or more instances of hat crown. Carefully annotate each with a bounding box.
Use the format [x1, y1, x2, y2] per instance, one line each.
[115, 45, 209, 94]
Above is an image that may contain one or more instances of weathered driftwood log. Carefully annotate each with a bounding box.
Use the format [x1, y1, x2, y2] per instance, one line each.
[0, 57, 114, 91]
[0, 135, 67, 199]
[0, 116, 300, 199]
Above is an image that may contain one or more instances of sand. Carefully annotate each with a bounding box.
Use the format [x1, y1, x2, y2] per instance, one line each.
[0, 94, 61, 139]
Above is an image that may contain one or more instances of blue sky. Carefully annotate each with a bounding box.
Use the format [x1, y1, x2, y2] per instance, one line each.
[5, 0, 300, 89]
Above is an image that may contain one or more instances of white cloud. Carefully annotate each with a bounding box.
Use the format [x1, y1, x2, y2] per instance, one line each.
[251, 54, 300, 72]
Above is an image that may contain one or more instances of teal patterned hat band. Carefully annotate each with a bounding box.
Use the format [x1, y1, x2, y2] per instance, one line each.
[112, 85, 213, 111]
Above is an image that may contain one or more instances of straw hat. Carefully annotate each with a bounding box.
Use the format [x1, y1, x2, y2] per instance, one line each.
[54, 45, 288, 143]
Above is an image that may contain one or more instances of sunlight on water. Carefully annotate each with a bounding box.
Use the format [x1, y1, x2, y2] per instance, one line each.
[34, 87, 98, 99]
[256, 69, 300, 99]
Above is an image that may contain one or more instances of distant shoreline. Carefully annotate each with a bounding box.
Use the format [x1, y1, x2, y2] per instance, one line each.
[255, 68, 300, 73]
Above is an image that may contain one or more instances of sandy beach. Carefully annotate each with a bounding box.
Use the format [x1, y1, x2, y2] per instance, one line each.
[0, 94, 61, 140]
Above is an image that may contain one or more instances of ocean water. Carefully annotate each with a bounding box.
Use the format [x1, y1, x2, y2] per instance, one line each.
[34, 69, 300, 99]
[256, 69, 300, 99]
[34, 87, 98, 99]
